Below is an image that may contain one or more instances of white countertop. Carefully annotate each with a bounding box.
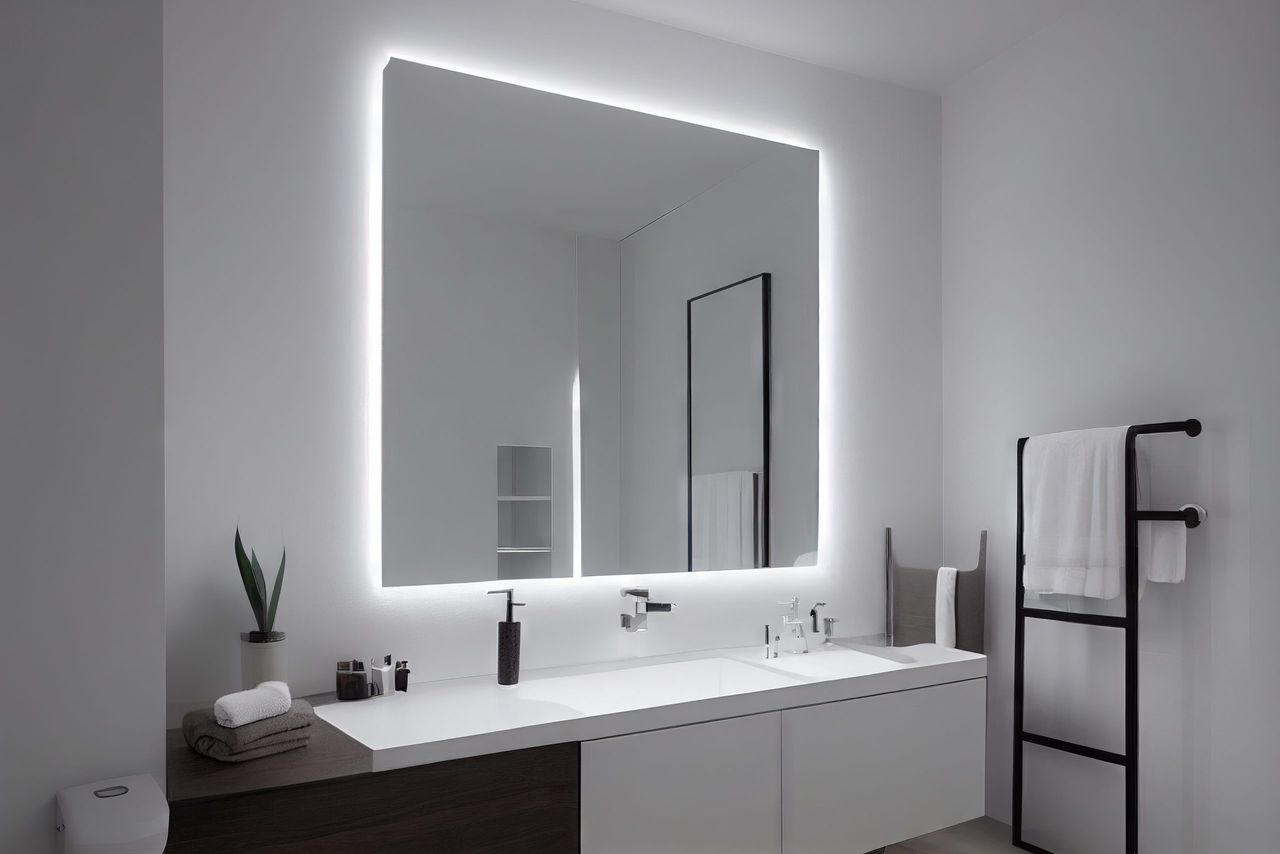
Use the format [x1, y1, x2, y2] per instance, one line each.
[316, 640, 986, 772]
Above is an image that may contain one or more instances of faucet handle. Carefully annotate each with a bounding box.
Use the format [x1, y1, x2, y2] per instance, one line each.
[776, 597, 800, 619]
[624, 588, 671, 612]
[487, 588, 525, 621]
[488, 588, 526, 606]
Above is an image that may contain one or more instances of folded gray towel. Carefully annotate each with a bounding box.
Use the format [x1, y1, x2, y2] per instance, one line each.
[191, 735, 311, 763]
[183, 698, 314, 761]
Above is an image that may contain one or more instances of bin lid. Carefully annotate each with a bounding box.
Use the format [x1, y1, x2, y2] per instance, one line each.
[57, 774, 168, 845]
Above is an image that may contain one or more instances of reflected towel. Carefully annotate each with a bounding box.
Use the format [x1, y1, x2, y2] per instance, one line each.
[691, 471, 758, 571]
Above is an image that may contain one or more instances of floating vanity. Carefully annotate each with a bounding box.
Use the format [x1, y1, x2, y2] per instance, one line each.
[166, 642, 985, 853]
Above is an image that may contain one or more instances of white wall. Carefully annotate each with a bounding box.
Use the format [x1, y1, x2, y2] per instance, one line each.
[941, 0, 1280, 850]
[621, 149, 820, 571]
[0, 1, 165, 851]
[165, 0, 941, 718]
[383, 207, 577, 584]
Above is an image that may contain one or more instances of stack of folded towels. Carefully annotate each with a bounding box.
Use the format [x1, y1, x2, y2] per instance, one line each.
[183, 681, 316, 763]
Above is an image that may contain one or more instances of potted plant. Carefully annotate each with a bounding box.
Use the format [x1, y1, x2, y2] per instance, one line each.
[235, 528, 288, 688]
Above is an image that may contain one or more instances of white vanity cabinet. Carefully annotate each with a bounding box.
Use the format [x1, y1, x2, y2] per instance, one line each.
[581, 678, 985, 854]
[581, 712, 783, 854]
[782, 678, 987, 853]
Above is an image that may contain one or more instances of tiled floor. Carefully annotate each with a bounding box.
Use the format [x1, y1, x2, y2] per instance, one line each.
[888, 817, 1021, 854]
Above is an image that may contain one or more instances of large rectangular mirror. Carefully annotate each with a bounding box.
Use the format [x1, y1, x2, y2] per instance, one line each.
[382, 59, 817, 586]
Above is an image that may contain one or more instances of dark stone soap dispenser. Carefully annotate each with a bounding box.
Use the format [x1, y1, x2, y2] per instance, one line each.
[487, 588, 525, 685]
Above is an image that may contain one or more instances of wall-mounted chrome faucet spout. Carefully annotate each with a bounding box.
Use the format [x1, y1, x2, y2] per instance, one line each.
[621, 588, 672, 632]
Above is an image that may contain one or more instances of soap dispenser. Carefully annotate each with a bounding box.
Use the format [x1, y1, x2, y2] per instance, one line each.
[487, 588, 525, 685]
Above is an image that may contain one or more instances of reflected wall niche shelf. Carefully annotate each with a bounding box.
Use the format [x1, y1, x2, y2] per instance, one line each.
[497, 445, 552, 578]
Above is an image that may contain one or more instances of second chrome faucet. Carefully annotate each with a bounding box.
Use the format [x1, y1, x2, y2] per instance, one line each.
[770, 596, 812, 655]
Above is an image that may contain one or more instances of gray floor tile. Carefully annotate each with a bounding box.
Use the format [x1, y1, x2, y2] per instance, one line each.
[887, 817, 1020, 854]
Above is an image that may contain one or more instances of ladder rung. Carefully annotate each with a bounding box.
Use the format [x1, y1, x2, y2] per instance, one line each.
[1023, 607, 1127, 628]
[1020, 731, 1127, 765]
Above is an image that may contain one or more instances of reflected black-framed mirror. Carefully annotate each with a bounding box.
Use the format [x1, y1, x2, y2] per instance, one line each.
[687, 273, 771, 571]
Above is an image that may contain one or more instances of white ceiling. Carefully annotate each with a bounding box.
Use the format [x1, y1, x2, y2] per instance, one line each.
[384, 59, 804, 240]
[572, 0, 1078, 93]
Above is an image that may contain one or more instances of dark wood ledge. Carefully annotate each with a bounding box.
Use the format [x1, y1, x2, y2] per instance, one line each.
[165, 693, 371, 804]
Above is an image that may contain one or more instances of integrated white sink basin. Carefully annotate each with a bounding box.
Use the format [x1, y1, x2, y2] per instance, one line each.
[316, 643, 985, 772]
[752, 646, 895, 680]
[516, 656, 803, 716]
[315, 679, 586, 752]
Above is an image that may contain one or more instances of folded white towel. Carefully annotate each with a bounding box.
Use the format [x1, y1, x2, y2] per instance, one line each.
[1023, 426, 1129, 599]
[935, 567, 958, 648]
[214, 681, 291, 728]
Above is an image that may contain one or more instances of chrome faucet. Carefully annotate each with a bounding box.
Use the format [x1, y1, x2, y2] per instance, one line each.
[621, 588, 672, 632]
[777, 597, 809, 654]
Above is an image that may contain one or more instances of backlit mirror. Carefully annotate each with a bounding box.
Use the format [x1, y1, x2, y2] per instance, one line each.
[381, 59, 817, 585]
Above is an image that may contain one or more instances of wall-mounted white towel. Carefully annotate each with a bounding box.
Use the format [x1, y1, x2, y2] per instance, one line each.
[214, 680, 291, 728]
[935, 567, 958, 648]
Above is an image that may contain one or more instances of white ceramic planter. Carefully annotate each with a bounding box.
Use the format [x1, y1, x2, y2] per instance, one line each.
[240, 632, 287, 688]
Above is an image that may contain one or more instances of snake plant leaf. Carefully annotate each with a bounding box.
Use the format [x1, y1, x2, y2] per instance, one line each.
[235, 529, 267, 631]
[265, 548, 286, 632]
[249, 551, 268, 625]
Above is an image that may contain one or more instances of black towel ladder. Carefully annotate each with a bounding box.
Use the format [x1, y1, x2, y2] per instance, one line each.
[1012, 419, 1202, 854]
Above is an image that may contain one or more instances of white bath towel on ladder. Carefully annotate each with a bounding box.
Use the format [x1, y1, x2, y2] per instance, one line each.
[1023, 426, 1188, 599]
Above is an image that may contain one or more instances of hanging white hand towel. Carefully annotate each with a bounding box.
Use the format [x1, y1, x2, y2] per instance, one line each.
[1133, 447, 1190, 586]
[935, 567, 958, 648]
[1022, 426, 1129, 599]
[1140, 519, 1187, 584]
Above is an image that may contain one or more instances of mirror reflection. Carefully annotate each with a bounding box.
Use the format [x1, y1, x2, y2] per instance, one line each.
[382, 59, 817, 585]
[689, 274, 770, 571]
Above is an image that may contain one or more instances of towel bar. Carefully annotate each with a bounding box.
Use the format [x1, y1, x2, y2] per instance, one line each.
[1135, 507, 1201, 528]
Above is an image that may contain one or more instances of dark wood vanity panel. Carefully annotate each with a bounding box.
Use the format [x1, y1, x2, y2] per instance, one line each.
[165, 741, 581, 853]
